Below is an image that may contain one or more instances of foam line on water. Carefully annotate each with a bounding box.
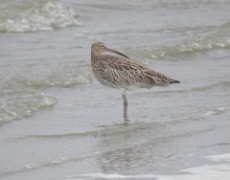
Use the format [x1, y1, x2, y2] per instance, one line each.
[205, 153, 230, 162]
[68, 164, 230, 180]
[68, 153, 230, 180]
[0, 93, 57, 124]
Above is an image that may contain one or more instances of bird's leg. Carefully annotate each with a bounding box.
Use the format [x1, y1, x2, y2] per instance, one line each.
[122, 90, 129, 122]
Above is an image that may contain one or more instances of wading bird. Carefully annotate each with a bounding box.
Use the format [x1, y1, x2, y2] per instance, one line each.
[91, 42, 179, 122]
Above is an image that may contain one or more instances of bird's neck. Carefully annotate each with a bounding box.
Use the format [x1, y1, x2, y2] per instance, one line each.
[91, 51, 101, 64]
[91, 51, 96, 64]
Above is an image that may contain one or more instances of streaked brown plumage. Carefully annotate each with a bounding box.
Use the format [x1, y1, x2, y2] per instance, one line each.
[91, 42, 180, 122]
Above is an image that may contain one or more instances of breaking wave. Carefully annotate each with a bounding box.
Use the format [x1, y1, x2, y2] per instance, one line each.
[0, 0, 81, 33]
[131, 37, 230, 60]
[0, 69, 91, 125]
[130, 23, 230, 60]
[5, 69, 92, 89]
[152, 36, 230, 59]
[0, 92, 57, 125]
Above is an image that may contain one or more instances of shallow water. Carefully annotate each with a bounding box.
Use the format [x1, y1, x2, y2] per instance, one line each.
[0, 0, 230, 179]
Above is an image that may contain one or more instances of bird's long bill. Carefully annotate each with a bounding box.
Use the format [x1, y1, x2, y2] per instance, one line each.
[106, 48, 130, 59]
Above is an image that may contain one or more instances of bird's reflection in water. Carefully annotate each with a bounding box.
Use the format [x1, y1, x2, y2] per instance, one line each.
[95, 121, 167, 173]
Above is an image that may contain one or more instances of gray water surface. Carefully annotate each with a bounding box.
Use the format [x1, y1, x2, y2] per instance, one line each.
[0, 0, 230, 180]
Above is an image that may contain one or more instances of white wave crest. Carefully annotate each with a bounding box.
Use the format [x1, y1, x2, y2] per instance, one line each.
[68, 153, 230, 180]
[129, 34, 230, 60]
[0, 1, 82, 33]
[0, 93, 57, 124]
[68, 164, 230, 180]
[0, 68, 91, 124]
[205, 153, 230, 162]
[153, 37, 230, 58]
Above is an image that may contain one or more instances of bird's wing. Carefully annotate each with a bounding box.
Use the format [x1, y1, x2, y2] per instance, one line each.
[101, 55, 173, 86]
[102, 55, 147, 71]
[102, 68, 173, 89]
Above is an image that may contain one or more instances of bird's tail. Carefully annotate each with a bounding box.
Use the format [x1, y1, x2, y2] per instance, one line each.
[170, 79, 180, 84]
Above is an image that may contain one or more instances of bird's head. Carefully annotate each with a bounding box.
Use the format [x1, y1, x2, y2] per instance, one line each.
[91, 42, 107, 56]
[91, 42, 130, 59]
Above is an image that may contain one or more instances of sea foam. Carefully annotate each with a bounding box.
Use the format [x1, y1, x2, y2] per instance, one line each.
[0, 0, 81, 33]
[68, 153, 230, 180]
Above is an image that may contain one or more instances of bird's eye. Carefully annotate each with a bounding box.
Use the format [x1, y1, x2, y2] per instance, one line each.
[101, 45, 105, 48]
